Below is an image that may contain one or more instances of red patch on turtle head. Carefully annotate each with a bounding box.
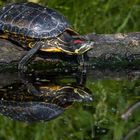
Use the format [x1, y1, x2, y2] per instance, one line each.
[73, 39, 83, 44]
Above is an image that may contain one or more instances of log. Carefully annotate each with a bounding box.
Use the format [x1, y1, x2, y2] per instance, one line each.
[1, 32, 140, 72]
[85, 32, 140, 69]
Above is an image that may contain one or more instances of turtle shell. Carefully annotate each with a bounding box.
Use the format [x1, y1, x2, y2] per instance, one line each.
[0, 2, 71, 39]
[0, 100, 64, 122]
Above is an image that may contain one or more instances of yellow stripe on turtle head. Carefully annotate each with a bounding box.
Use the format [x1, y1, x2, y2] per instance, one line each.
[40, 47, 62, 52]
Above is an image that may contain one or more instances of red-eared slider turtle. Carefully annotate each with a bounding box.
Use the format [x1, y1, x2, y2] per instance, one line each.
[0, 84, 93, 123]
[0, 74, 93, 122]
[0, 2, 93, 71]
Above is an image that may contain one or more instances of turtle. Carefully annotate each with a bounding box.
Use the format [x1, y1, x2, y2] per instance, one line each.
[0, 2, 93, 71]
[0, 84, 93, 122]
[0, 77, 93, 103]
[0, 75, 93, 122]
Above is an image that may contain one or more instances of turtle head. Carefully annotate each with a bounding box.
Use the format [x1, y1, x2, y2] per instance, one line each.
[55, 86, 93, 103]
[68, 38, 94, 55]
[57, 34, 94, 55]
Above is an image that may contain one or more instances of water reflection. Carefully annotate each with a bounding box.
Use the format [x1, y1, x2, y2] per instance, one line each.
[0, 71, 93, 123]
[86, 68, 140, 139]
[0, 64, 140, 139]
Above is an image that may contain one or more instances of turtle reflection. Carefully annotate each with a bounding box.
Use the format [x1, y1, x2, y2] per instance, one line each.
[0, 72, 93, 122]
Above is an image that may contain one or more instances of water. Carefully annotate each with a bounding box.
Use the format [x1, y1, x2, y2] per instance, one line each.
[0, 67, 139, 140]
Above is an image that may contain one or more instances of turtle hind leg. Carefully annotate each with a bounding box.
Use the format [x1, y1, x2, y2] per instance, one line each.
[18, 42, 43, 72]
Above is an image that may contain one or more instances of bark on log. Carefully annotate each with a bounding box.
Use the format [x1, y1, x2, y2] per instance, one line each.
[85, 32, 140, 69]
[86, 32, 140, 58]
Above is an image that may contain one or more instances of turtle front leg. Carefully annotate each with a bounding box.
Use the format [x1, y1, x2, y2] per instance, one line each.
[75, 41, 94, 54]
[18, 42, 43, 72]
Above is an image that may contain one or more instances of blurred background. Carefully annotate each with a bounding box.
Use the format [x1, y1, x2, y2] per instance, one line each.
[0, 0, 140, 140]
[1, 0, 140, 34]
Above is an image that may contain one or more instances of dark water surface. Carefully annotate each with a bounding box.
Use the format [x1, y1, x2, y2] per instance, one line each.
[0, 67, 139, 140]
